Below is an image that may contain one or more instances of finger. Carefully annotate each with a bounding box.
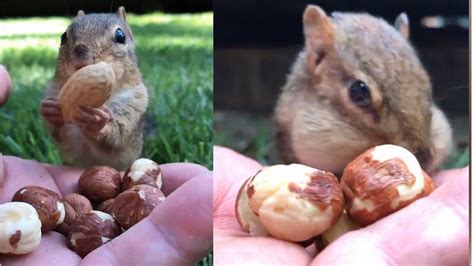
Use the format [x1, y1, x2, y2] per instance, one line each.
[160, 162, 210, 195]
[213, 146, 262, 231]
[0, 65, 12, 107]
[82, 171, 212, 265]
[44, 164, 84, 196]
[431, 166, 467, 187]
[0, 232, 81, 265]
[214, 233, 312, 265]
[0, 156, 61, 203]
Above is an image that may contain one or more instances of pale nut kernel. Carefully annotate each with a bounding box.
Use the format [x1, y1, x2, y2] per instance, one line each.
[0, 202, 42, 254]
[56, 193, 93, 236]
[58, 62, 115, 122]
[341, 144, 435, 226]
[112, 184, 165, 230]
[68, 210, 121, 257]
[78, 166, 121, 203]
[96, 198, 115, 215]
[321, 210, 360, 247]
[12, 186, 65, 232]
[235, 176, 268, 237]
[121, 158, 162, 191]
[242, 164, 344, 242]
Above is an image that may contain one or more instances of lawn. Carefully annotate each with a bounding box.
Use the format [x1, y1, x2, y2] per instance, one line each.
[0, 11, 213, 265]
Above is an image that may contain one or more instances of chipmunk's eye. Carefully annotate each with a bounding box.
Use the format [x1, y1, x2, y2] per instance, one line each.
[115, 28, 126, 44]
[349, 80, 371, 107]
[60, 32, 67, 45]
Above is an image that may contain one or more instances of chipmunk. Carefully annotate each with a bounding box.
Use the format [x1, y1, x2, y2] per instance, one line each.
[40, 7, 149, 170]
[274, 5, 453, 175]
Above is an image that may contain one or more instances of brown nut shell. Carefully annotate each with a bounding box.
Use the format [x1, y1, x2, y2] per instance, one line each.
[56, 193, 93, 236]
[112, 184, 165, 230]
[12, 186, 65, 232]
[68, 210, 121, 257]
[121, 158, 162, 191]
[96, 198, 115, 215]
[235, 174, 268, 237]
[78, 166, 121, 203]
[58, 62, 115, 122]
[341, 144, 432, 226]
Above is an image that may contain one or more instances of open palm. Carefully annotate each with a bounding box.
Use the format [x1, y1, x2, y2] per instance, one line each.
[213, 146, 468, 265]
[0, 154, 212, 265]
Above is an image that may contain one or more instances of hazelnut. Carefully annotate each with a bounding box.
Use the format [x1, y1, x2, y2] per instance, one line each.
[341, 144, 435, 226]
[58, 62, 115, 122]
[112, 184, 165, 230]
[96, 198, 115, 215]
[121, 158, 162, 191]
[78, 166, 121, 203]
[235, 176, 268, 237]
[321, 210, 360, 246]
[12, 186, 65, 232]
[56, 193, 93, 236]
[0, 202, 42, 254]
[237, 164, 344, 242]
[69, 210, 121, 257]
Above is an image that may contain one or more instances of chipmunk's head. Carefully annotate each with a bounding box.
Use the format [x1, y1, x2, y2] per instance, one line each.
[275, 5, 452, 174]
[56, 7, 138, 84]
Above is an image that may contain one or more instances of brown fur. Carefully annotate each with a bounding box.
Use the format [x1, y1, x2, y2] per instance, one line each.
[274, 5, 453, 175]
[42, 7, 148, 170]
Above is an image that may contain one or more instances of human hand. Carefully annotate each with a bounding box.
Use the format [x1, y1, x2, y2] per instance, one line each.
[213, 146, 468, 265]
[0, 155, 212, 265]
[0, 65, 12, 107]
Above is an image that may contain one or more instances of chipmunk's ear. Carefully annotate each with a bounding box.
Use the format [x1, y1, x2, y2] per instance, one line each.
[303, 5, 335, 68]
[395, 12, 410, 39]
[117, 6, 127, 22]
[77, 10, 85, 17]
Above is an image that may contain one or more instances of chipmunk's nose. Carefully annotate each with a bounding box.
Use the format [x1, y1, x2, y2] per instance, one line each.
[414, 148, 433, 170]
[72, 44, 93, 70]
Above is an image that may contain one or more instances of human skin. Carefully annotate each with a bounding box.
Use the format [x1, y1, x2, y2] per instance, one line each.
[0, 65, 12, 107]
[213, 146, 468, 265]
[0, 156, 213, 265]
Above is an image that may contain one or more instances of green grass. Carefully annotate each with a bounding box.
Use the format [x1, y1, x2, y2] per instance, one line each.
[0, 12, 213, 265]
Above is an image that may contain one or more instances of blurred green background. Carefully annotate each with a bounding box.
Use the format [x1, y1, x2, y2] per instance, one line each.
[214, 111, 468, 169]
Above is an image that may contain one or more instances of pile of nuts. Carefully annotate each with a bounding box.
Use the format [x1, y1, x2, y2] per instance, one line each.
[236, 144, 435, 246]
[0, 158, 165, 257]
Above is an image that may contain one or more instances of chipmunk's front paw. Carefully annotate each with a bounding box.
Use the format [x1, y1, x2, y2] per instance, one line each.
[40, 98, 64, 126]
[73, 106, 112, 138]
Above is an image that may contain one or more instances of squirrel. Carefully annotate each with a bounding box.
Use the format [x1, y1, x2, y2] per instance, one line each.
[274, 5, 453, 175]
[40, 7, 149, 170]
